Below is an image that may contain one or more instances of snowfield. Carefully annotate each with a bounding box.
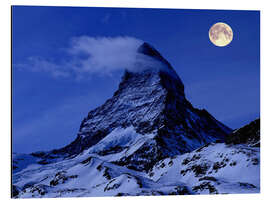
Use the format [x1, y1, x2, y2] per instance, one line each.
[12, 138, 260, 198]
[149, 143, 259, 194]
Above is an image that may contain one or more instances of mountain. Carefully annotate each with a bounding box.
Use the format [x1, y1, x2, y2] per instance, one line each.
[12, 118, 260, 198]
[12, 42, 259, 198]
[52, 42, 231, 171]
[226, 119, 260, 147]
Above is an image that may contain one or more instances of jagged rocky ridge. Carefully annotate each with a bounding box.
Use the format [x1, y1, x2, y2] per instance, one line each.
[53, 42, 231, 171]
[226, 119, 260, 147]
[12, 42, 259, 198]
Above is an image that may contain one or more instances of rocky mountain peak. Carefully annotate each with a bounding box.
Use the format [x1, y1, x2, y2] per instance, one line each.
[122, 42, 185, 98]
[54, 42, 231, 171]
[137, 42, 166, 61]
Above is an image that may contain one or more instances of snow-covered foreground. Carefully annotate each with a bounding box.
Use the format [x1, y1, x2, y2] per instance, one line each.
[149, 143, 259, 194]
[12, 140, 259, 198]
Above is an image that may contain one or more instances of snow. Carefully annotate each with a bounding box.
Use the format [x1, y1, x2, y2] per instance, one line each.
[81, 126, 156, 162]
[148, 143, 260, 194]
[12, 153, 42, 173]
[12, 141, 260, 198]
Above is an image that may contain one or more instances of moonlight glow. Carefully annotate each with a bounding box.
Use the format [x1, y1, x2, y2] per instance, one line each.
[209, 22, 233, 47]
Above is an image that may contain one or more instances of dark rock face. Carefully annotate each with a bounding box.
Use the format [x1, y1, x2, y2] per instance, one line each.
[226, 119, 260, 147]
[54, 42, 231, 171]
[12, 185, 20, 198]
[49, 171, 78, 186]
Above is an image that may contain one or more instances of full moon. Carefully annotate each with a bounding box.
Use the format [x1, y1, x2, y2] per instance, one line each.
[209, 22, 233, 47]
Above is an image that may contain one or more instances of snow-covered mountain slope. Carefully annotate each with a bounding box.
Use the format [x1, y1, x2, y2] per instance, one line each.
[13, 149, 192, 198]
[148, 142, 259, 194]
[52, 42, 231, 171]
[12, 119, 260, 198]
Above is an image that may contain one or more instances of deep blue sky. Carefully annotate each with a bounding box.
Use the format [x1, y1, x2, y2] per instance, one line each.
[12, 6, 260, 153]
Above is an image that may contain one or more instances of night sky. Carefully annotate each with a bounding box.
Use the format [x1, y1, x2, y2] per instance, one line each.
[12, 6, 260, 153]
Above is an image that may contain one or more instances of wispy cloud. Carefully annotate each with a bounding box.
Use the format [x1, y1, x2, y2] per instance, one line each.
[15, 57, 71, 78]
[15, 36, 143, 80]
[68, 36, 143, 75]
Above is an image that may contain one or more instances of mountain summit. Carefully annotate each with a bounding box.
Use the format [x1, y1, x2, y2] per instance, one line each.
[54, 42, 231, 171]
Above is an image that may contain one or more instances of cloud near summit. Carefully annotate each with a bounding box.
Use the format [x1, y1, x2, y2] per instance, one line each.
[15, 36, 143, 79]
